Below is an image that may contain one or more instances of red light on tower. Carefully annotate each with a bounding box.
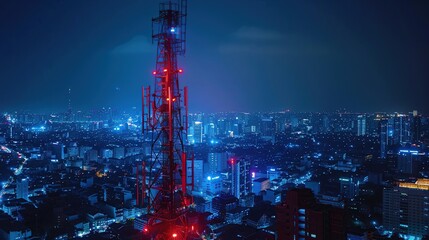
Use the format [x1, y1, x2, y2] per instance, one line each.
[144, 228, 149, 233]
[152, 71, 157, 75]
[178, 69, 183, 73]
[163, 68, 168, 72]
[172, 233, 177, 238]
[230, 158, 234, 165]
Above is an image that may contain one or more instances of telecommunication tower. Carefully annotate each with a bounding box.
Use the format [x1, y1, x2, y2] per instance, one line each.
[141, 0, 194, 239]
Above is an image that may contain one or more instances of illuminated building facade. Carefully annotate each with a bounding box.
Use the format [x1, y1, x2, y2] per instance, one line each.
[193, 121, 203, 144]
[383, 179, 429, 238]
[357, 115, 366, 136]
[230, 158, 251, 199]
[202, 175, 222, 196]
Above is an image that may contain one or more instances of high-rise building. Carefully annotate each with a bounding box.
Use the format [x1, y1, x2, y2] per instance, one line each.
[393, 114, 411, 145]
[230, 158, 251, 199]
[206, 122, 215, 139]
[379, 113, 415, 159]
[276, 188, 346, 240]
[397, 148, 420, 175]
[193, 121, 203, 144]
[16, 178, 29, 201]
[357, 115, 366, 136]
[339, 177, 360, 199]
[387, 117, 396, 145]
[207, 152, 228, 174]
[187, 159, 204, 190]
[411, 110, 422, 143]
[380, 119, 388, 159]
[260, 118, 276, 137]
[383, 179, 429, 238]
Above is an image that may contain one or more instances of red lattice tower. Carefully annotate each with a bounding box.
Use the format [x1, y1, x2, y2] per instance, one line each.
[141, 1, 194, 239]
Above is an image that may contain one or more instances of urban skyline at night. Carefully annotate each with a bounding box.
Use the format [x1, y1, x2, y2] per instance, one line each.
[1, 1, 429, 240]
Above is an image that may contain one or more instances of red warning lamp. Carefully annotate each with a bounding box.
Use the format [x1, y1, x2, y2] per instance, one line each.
[172, 233, 177, 238]
[191, 225, 194, 231]
[152, 71, 157, 75]
[230, 159, 234, 165]
[178, 69, 183, 73]
[144, 228, 148, 233]
[163, 68, 168, 72]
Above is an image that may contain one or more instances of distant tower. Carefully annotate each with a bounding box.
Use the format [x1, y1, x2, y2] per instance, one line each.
[141, 0, 194, 239]
[67, 88, 72, 121]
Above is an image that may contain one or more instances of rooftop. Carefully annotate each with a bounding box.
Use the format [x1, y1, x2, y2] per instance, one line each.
[399, 178, 429, 190]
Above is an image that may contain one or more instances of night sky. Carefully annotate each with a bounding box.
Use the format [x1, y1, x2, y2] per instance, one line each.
[1, 0, 429, 113]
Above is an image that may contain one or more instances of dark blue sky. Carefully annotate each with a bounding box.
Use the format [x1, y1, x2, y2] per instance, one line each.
[1, 0, 429, 113]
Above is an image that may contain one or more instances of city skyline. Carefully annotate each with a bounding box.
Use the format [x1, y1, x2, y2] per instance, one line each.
[2, 1, 429, 239]
[1, 1, 429, 113]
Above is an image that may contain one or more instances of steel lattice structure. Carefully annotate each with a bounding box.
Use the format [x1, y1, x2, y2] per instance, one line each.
[141, 1, 194, 239]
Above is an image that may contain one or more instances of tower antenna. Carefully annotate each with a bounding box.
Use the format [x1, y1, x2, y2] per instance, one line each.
[141, 0, 194, 239]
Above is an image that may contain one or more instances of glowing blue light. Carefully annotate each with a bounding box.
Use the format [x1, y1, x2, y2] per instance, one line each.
[170, 27, 176, 33]
[207, 176, 220, 181]
[399, 149, 419, 155]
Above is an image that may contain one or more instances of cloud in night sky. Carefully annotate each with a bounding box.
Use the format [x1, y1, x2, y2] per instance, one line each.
[111, 36, 154, 55]
[233, 26, 286, 41]
[218, 26, 329, 56]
